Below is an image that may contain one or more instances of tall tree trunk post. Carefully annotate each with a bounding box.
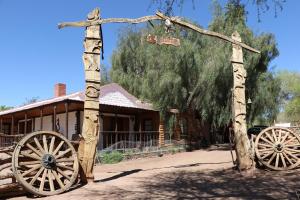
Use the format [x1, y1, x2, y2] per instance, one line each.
[231, 31, 252, 170]
[78, 8, 102, 183]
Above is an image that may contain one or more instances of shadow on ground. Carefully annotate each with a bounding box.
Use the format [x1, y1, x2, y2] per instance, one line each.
[84, 168, 300, 200]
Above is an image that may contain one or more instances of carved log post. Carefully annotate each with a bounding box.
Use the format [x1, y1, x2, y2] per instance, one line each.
[231, 31, 252, 170]
[78, 8, 102, 183]
[158, 120, 165, 147]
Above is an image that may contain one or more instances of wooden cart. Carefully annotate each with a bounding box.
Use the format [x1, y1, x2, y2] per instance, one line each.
[0, 131, 79, 197]
[254, 126, 300, 170]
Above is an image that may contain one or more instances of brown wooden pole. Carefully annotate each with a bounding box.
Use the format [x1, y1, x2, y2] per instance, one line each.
[231, 31, 252, 170]
[32, 118, 35, 132]
[65, 102, 69, 139]
[53, 106, 57, 131]
[11, 115, 14, 135]
[40, 108, 43, 130]
[24, 113, 27, 134]
[159, 119, 165, 147]
[78, 8, 102, 183]
[0, 118, 3, 133]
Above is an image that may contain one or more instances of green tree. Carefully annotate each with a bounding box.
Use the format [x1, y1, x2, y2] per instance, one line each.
[151, 0, 286, 19]
[277, 71, 300, 123]
[0, 105, 12, 111]
[23, 97, 39, 106]
[111, 2, 280, 128]
[101, 64, 111, 85]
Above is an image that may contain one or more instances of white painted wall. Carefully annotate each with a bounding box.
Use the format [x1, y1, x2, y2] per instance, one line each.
[34, 111, 77, 139]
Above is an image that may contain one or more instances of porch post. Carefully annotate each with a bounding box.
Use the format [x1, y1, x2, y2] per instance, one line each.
[139, 116, 142, 144]
[0, 118, 2, 133]
[65, 102, 69, 139]
[115, 114, 118, 144]
[158, 120, 165, 147]
[11, 115, 14, 135]
[53, 105, 57, 131]
[24, 113, 27, 134]
[40, 108, 43, 130]
[174, 114, 181, 141]
[99, 114, 104, 150]
[32, 118, 35, 132]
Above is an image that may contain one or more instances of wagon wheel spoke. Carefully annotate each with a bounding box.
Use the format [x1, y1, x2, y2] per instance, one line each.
[271, 129, 277, 143]
[285, 144, 300, 147]
[265, 132, 275, 143]
[285, 148, 300, 153]
[284, 137, 297, 145]
[55, 148, 72, 160]
[52, 170, 65, 189]
[49, 136, 56, 154]
[282, 151, 296, 165]
[275, 153, 280, 168]
[280, 131, 289, 143]
[284, 149, 299, 160]
[280, 153, 287, 168]
[29, 166, 44, 185]
[19, 160, 41, 166]
[261, 151, 274, 159]
[57, 163, 74, 171]
[258, 148, 273, 153]
[259, 136, 274, 146]
[267, 152, 277, 165]
[20, 152, 41, 160]
[22, 164, 41, 177]
[278, 129, 282, 143]
[57, 168, 72, 181]
[52, 141, 65, 156]
[43, 135, 49, 153]
[48, 169, 55, 192]
[26, 143, 43, 157]
[56, 158, 75, 163]
[39, 168, 47, 192]
[34, 137, 45, 154]
[258, 143, 273, 148]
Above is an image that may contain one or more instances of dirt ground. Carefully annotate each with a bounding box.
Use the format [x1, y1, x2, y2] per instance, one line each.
[6, 148, 300, 200]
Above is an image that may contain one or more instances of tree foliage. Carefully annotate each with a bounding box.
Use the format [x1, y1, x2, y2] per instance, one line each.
[277, 71, 300, 123]
[0, 105, 12, 111]
[150, 0, 286, 20]
[111, 2, 280, 128]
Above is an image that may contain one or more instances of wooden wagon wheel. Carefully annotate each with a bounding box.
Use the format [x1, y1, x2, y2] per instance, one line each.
[12, 131, 79, 196]
[255, 127, 300, 170]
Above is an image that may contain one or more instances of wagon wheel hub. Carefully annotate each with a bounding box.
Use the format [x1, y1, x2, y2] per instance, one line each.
[274, 143, 284, 153]
[42, 154, 56, 169]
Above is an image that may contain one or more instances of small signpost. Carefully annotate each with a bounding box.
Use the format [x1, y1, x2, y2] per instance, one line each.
[146, 34, 181, 47]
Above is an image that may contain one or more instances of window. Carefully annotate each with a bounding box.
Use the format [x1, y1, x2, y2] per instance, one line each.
[3, 123, 10, 134]
[144, 119, 153, 131]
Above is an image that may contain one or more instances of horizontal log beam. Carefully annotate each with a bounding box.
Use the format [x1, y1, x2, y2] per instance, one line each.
[58, 15, 161, 29]
[58, 11, 260, 54]
[156, 12, 260, 54]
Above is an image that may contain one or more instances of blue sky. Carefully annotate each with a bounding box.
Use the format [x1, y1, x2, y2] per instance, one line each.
[0, 0, 299, 107]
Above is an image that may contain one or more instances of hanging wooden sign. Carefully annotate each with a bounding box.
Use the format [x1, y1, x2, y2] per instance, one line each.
[146, 34, 180, 47]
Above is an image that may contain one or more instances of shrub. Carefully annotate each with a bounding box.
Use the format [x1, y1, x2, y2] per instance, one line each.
[101, 151, 124, 164]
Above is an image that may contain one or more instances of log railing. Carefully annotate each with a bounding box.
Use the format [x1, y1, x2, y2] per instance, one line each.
[0, 133, 24, 148]
[101, 131, 159, 150]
